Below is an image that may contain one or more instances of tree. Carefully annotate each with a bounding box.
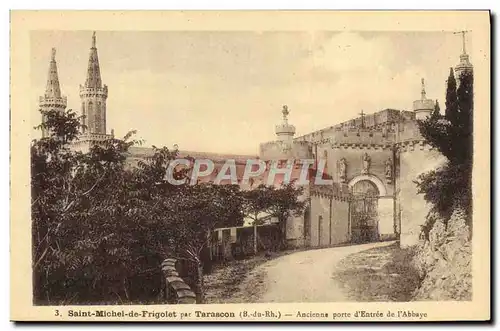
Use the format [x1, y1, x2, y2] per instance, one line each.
[430, 99, 441, 121]
[241, 185, 273, 254]
[445, 67, 459, 122]
[241, 182, 306, 253]
[260, 182, 306, 249]
[31, 109, 183, 304]
[416, 69, 473, 228]
[166, 183, 244, 303]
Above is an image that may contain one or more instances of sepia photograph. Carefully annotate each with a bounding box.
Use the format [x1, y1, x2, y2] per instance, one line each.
[10, 10, 491, 322]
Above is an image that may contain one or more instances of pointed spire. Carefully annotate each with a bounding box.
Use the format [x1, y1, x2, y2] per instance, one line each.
[421, 78, 427, 100]
[85, 31, 102, 88]
[45, 47, 62, 98]
[413, 77, 434, 120]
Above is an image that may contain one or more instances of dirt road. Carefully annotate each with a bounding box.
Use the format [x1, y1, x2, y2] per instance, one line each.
[240, 241, 396, 303]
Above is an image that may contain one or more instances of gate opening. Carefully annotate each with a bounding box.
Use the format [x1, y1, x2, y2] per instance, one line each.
[350, 180, 380, 243]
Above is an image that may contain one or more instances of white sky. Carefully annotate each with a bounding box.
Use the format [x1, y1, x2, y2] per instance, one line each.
[30, 30, 469, 154]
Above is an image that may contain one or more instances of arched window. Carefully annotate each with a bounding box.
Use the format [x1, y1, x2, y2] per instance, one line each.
[81, 103, 86, 132]
[95, 101, 102, 133]
[87, 101, 94, 133]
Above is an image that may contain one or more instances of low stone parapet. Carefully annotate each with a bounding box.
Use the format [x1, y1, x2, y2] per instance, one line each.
[160, 258, 196, 304]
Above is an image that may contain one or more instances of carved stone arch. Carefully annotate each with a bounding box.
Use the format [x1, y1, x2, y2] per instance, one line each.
[348, 174, 387, 197]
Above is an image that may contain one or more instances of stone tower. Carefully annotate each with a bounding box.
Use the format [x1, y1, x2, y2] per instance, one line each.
[79, 32, 108, 135]
[412, 78, 434, 120]
[276, 105, 295, 144]
[39, 48, 67, 137]
[275, 105, 296, 145]
[454, 31, 473, 78]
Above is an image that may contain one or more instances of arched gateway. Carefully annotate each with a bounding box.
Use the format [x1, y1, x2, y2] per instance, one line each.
[348, 175, 386, 243]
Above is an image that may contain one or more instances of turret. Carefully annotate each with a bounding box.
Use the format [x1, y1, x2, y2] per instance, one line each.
[260, 105, 311, 160]
[412, 78, 434, 120]
[275, 105, 296, 144]
[39, 48, 67, 137]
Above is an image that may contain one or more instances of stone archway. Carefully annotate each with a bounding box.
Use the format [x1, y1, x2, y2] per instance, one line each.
[348, 174, 387, 197]
[348, 175, 387, 243]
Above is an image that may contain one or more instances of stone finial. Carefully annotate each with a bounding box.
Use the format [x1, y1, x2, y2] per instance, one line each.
[51, 48, 56, 61]
[92, 31, 96, 48]
[275, 104, 296, 140]
[282, 105, 289, 122]
[421, 78, 426, 100]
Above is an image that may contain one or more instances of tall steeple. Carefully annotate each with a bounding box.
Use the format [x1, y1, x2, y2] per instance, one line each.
[79, 31, 108, 135]
[45, 48, 62, 97]
[39, 48, 67, 137]
[454, 30, 473, 78]
[85, 32, 103, 88]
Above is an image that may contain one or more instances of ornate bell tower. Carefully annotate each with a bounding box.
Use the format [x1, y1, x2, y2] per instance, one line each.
[72, 31, 113, 153]
[39, 48, 67, 137]
[79, 31, 108, 134]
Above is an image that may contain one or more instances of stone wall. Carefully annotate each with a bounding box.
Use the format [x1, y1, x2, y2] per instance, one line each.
[378, 197, 396, 240]
[308, 188, 350, 247]
[309, 192, 330, 247]
[330, 195, 350, 245]
[397, 143, 447, 247]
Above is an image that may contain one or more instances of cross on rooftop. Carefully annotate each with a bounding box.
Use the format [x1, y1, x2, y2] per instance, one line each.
[453, 30, 471, 55]
[359, 110, 366, 128]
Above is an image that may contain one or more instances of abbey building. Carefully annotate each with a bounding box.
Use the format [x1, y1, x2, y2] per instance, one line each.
[38, 32, 472, 248]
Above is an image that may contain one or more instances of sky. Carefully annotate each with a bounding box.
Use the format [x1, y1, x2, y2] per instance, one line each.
[30, 30, 470, 155]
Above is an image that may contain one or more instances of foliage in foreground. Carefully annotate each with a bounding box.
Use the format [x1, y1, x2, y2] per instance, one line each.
[31, 109, 304, 304]
[416, 69, 473, 232]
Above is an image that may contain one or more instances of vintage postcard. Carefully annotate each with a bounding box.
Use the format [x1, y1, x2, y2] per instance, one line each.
[10, 10, 490, 322]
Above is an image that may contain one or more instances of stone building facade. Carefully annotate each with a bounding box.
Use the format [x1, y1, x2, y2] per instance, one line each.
[38, 32, 472, 248]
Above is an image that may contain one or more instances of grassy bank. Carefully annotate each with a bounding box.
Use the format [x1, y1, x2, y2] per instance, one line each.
[332, 242, 420, 302]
